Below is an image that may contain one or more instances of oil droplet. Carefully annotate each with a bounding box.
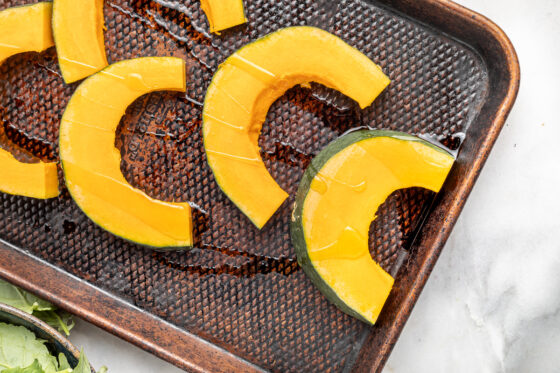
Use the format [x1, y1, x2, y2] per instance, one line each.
[206, 149, 261, 165]
[64, 118, 112, 132]
[107, 2, 155, 27]
[184, 94, 204, 107]
[217, 86, 251, 114]
[312, 171, 366, 194]
[310, 174, 328, 194]
[153, 0, 213, 39]
[417, 132, 459, 158]
[352, 180, 367, 193]
[203, 112, 244, 130]
[188, 201, 209, 215]
[336, 226, 366, 259]
[311, 84, 355, 112]
[228, 54, 276, 84]
[311, 226, 367, 261]
[127, 72, 150, 91]
[78, 92, 120, 111]
[60, 56, 101, 72]
[291, 204, 297, 222]
[0, 42, 21, 50]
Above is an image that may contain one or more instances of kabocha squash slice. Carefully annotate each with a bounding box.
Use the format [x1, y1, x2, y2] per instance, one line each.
[0, 142, 59, 199]
[203, 26, 390, 228]
[200, 0, 246, 34]
[59, 57, 192, 248]
[0, 3, 59, 199]
[290, 130, 454, 325]
[0, 3, 54, 62]
[52, 0, 108, 83]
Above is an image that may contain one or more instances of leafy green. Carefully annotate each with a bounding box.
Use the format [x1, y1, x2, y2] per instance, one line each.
[0, 281, 107, 372]
[32, 312, 74, 337]
[71, 350, 89, 373]
[0, 323, 58, 373]
[55, 355, 69, 371]
[0, 326, 102, 372]
[71, 350, 108, 373]
[0, 280, 74, 336]
[2, 360, 44, 373]
[0, 281, 53, 314]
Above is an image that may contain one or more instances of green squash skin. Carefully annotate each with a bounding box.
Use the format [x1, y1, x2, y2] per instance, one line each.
[290, 130, 453, 325]
[58, 58, 192, 251]
[60, 157, 192, 252]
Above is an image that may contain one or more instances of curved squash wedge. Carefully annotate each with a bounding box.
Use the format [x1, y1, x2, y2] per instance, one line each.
[52, 0, 108, 83]
[0, 3, 59, 199]
[0, 3, 54, 61]
[0, 149, 59, 199]
[203, 26, 390, 228]
[200, 0, 246, 34]
[59, 57, 192, 248]
[291, 130, 454, 324]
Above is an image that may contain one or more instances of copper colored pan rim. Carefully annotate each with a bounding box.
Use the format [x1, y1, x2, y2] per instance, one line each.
[355, 1, 520, 371]
[393, 0, 521, 347]
[0, 239, 265, 373]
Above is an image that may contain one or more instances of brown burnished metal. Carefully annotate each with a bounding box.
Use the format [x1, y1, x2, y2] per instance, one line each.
[0, 0, 519, 372]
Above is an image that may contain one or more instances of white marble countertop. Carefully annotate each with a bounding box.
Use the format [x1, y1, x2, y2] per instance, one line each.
[67, 0, 560, 372]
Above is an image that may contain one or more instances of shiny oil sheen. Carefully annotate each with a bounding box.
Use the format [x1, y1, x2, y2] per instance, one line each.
[203, 26, 391, 229]
[0, 2, 53, 61]
[300, 134, 454, 324]
[59, 57, 193, 248]
[52, 0, 107, 83]
[0, 3, 59, 199]
[200, 0, 246, 33]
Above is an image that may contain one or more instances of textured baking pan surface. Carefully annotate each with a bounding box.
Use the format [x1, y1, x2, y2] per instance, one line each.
[0, 0, 519, 372]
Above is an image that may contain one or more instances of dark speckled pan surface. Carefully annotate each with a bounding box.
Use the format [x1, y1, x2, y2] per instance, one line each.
[0, 0, 519, 372]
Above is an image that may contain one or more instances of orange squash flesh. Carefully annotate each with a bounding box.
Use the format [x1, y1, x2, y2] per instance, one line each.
[59, 57, 192, 248]
[52, 0, 108, 83]
[200, 0, 246, 33]
[291, 131, 454, 324]
[203, 26, 390, 228]
[0, 3, 59, 199]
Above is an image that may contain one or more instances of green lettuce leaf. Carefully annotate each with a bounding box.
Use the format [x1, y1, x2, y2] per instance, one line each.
[0, 281, 74, 336]
[55, 354, 69, 371]
[0, 282, 105, 372]
[1, 360, 45, 373]
[0, 323, 57, 373]
[0, 281, 53, 314]
[71, 350, 89, 373]
[32, 311, 74, 337]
